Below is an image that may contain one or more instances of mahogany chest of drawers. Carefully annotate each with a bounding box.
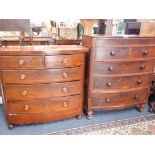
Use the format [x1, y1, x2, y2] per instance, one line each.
[0, 45, 88, 129]
[82, 35, 155, 119]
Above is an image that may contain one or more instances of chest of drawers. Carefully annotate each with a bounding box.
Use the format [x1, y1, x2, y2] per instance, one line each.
[0, 45, 88, 129]
[82, 35, 155, 119]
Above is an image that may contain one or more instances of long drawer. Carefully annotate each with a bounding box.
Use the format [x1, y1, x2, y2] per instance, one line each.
[8, 95, 81, 114]
[94, 60, 153, 75]
[95, 47, 130, 60]
[0, 56, 43, 69]
[2, 67, 82, 84]
[45, 54, 84, 68]
[4, 81, 81, 101]
[93, 74, 151, 90]
[92, 88, 149, 108]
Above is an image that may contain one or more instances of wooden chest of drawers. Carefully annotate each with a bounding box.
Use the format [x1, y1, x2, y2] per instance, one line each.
[82, 35, 155, 119]
[0, 45, 88, 129]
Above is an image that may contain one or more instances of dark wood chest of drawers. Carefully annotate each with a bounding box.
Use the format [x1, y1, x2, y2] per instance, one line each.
[0, 45, 88, 129]
[82, 35, 155, 119]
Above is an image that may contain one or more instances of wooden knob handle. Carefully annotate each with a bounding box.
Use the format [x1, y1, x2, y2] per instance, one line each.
[107, 82, 112, 87]
[63, 58, 68, 64]
[63, 102, 67, 108]
[62, 72, 68, 78]
[108, 66, 113, 71]
[111, 50, 117, 56]
[137, 80, 143, 85]
[24, 104, 29, 111]
[105, 98, 110, 103]
[18, 59, 25, 66]
[20, 74, 26, 80]
[140, 64, 145, 70]
[134, 95, 139, 99]
[22, 90, 27, 96]
[62, 87, 68, 93]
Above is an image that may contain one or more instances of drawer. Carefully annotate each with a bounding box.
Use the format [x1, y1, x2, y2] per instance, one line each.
[4, 81, 81, 101]
[8, 95, 81, 114]
[95, 47, 129, 61]
[93, 74, 151, 90]
[45, 54, 84, 68]
[92, 88, 149, 108]
[131, 47, 155, 58]
[0, 56, 43, 68]
[2, 67, 82, 84]
[94, 60, 153, 75]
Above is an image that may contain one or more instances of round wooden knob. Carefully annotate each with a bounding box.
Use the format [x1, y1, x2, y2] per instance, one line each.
[18, 59, 25, 66]
[24, 104, 29, 111]
[111, 50, 116, 56]
[139, 64, 145, 70]
[63, 102, 67, 108]
[108, 66, 113, 71]
[134, 95, 139, 99]
[107, 82, 112, 87]
[62, 87, 68, 93]
[137, 80, 143, 85]
[62, 72, 68, 78]
[143, 49, 149, 55]
[105, 98, 110, 103]
[20, 74, 26, 80]
[22, 90, 27, 96]
[63, 58, 68, 64]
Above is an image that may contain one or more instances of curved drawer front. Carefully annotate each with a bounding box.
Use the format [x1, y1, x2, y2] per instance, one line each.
[93, 74, 151, 90]
[0, 56, 43, 68]
[94, 61, 153, 75]
[45, 54, 84, 68]
[4, 81, 81, 101]
[8, 95, 81, 114]
[131, 47, 155, 58]
[92, 88, 149, 108]
[2, 67, 82, 84]
[95, 47, 129, 60]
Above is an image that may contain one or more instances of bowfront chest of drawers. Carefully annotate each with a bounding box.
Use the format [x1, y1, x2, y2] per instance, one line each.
[0, 45, 88, 129]
[82, 35, 155, 119]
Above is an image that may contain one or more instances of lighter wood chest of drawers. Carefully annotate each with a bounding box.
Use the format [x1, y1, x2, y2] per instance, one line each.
[82, 35, 155, 119]
[0, 45, 88, 129]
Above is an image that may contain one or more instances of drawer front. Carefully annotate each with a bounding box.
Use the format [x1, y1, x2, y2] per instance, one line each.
[4, 81, 81, 101]
[92, 88, 149, 107]
[0, 56, 43, 68]
[45, 54, 84, 68]
[93, 74, 151, 90]
[8, 95, 81, 114]
[95, 47, 129, 61]
[131, 47, 155, 58]
[2, 67, 82, 84]
[94, 61, 153, 75]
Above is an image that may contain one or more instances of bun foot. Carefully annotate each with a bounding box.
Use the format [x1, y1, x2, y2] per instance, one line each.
[76, 114, 83, 120]
[8, 124, 15, 130]
[139, 104, 145, 112]
[87, 111, 93, 119]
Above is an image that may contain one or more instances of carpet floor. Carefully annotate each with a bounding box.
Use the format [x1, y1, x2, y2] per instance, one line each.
[0, 97, 155, 135]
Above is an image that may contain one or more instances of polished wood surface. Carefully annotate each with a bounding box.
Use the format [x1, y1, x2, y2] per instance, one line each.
[82, 35, 155, 119]
[0, 45, 88, 128]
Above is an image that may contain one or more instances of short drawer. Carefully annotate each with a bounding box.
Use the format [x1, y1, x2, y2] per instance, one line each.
[2, 67, 82, 84]
[94, 60, 153, 75]
[92, 88, 149, 108]
[95, 47, 129, 61]
[93, 74, 151, 90]
[131, 47, 155, 58]
[8, 95, 81, 114]
[45, 54, 84, 68]
[4, 81, 81, 101]
[0, 56, 43, 68]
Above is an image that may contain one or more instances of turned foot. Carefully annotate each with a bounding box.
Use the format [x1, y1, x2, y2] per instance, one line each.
[139, 104, 145, 112]
[87, 111, 93, 119]
[76, 114, 83, 120]
[8, 124, 15, 130]
[149, 101, 155, 112]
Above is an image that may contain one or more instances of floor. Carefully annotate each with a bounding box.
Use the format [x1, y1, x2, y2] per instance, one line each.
[0, 96, 154, 135]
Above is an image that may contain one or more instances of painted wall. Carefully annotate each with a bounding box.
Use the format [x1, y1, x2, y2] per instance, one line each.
[0, 97, 2, 104]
